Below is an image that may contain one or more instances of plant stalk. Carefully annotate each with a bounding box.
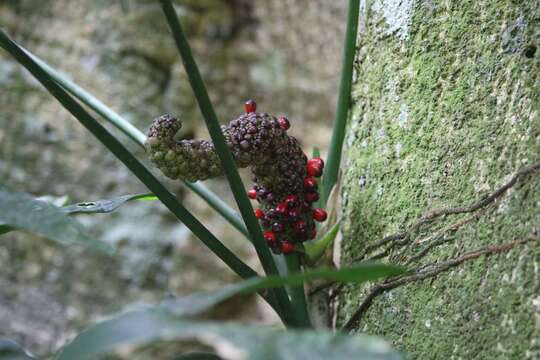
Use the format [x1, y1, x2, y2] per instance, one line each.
[321, 0, 360, 206]
[284, 253, 312, 328]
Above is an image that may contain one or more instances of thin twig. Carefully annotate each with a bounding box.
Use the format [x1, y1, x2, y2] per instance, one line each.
[403, 210, 486, 265]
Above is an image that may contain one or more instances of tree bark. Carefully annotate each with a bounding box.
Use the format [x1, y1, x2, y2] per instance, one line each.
[337, 1, 539, 359]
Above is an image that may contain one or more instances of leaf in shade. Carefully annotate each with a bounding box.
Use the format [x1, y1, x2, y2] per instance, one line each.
[62, 193, 156, 214]
[58, 311, 402, 360]
[0, 186, 114, 254]
[0, 339, 36, 360]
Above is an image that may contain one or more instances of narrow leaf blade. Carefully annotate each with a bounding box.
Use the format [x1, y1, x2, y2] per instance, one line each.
[162, 262, 404, 318]
[321, 0, 360, 206]
[0, 186, 114, 254]
[62, 193, 156, 214]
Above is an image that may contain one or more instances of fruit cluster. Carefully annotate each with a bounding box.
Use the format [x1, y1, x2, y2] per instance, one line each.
[146, 100, 327, 254]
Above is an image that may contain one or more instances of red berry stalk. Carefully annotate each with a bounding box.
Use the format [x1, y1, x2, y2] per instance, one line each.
[146, 100, 327, 254]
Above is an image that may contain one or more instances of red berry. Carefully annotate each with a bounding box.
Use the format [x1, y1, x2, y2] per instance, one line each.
[264, 230, 276, 244]
[277, 116, 290, 130]
[303, 177, 317, 189]
[281, 241, 294, 254]
[244, 99, 256, 113]
[255, 209, 264, 219]
[312, 208, 327, 222]
[304, 192, 319, 203]
[247, 189, 257, 199]
[308, 157, 324, 169]
[306, 162, 323, 177]
[276, 202, 288, 214]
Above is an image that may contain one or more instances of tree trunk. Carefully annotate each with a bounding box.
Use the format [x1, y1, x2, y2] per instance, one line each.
[337, 1, 539, 359]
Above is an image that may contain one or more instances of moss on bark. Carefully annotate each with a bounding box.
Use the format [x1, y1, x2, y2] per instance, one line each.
[338, 0, 539, 359]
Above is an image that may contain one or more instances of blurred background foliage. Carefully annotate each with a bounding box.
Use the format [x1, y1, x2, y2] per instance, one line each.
[0, 0, 346, 356]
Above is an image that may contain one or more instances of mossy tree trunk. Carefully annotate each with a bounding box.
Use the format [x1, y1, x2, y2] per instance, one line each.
[337, 1, 539, 359]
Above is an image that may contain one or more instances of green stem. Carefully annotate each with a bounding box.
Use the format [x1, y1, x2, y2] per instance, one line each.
[159, 0, 295, 326]
[21, 47, 249, 238]
[0, 30, 283, 317]
[320, 0, 360, 206]
[284, 254, 312, 328]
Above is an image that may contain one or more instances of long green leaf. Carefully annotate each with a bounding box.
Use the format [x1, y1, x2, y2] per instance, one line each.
[62, 193, 156, 214]
[321, 0, 360, 206]
[58, 312, 402, 360]
[160, 263, 403, 318]
[0, 30, 277, 310]
[159, 0, 293, 325]
[0, 186, 114, 254]
[20, 47, 248, 238]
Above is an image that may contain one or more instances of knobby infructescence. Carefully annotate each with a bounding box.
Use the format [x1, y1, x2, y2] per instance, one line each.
[146, 100, 327, 254]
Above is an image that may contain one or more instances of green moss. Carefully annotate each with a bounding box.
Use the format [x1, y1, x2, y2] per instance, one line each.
[339, 0, 539, 358]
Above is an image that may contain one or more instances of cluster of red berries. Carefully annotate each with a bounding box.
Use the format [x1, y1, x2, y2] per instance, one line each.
[244, 100, 327, 254]
[147, 99, 327, 255]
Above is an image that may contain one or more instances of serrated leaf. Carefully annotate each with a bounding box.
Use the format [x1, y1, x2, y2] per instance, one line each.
[304, 220, 341, 262]
[0, 186, 114, 254]
[62, 193, 156, 214]
[58, 310, 402, 360]
[0, 339, 36, 360]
